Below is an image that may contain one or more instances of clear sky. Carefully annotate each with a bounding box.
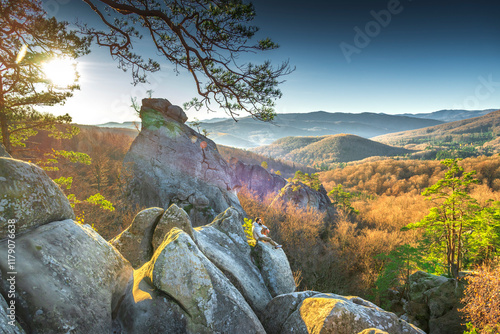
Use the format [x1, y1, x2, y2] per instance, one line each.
[42, 0, 500, 124]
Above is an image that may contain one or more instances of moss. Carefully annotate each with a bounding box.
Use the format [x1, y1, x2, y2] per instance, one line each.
[183, 204, 194, 213]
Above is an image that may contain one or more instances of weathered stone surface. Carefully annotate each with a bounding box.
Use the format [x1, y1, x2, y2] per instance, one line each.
[110, 207, 164, 268]
[207, 207, 250, 254]
[166, 105, 188, 124]
[196, 208, 272, 317]
[0, 157, 74, 239]
[253, 240, 296, 297]
[113, 266, 189, 334]
[264, 291, 425, 334]
[358, 329, 390, 334]
[231, 161, 287, 200]
[0, 294, 25, 333]
[152, 204, 195, 251]
[149, 228, 265, 333]
[0, 220, 133, 333]
[262, 291, 318, 333]
[271, 181, 336, 220]
[401, 271, 466, 334]
[124, 99, 242, 227]
[141, 98, 172, 115]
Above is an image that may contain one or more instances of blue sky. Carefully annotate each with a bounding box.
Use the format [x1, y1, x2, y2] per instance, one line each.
[43, 0, 500, 124]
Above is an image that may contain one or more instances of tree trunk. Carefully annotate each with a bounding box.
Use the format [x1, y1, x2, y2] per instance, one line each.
[0, 74, 12, 154]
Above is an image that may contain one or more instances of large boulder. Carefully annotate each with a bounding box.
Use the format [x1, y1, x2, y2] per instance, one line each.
[124, 98, 242, 227]
[113, 265, 189, 333]
[400, 271, 466, 334]
[253, 240, 296, 297]
[195, 208, 272, 317]
[0, 220, 133, 333]
[152, 204, 196, 251]
[0, 158, 74, 239]
[110, 207, 165, 268]
[147, 228, 265, 333]
[271, 181, 336, 220]
[264, 291, 425, 334]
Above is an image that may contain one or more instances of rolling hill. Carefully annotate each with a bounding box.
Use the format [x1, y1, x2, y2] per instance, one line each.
[373, 109, 500, 148]
[403, 109, 498, 122]
[253, 134, 413, 168]
[198, 111, 442, 148]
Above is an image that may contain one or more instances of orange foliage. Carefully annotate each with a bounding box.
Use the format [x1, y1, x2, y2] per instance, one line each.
[461, 264, 500, 333]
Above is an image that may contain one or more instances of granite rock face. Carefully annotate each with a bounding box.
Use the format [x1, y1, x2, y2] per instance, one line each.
[397, 271, 466, 334]
[0, 220, 133, 334]
[263, 291, 426, 334]
[0, 157, 74, 239]
[231, 161, 287, 200]
[124, 99, 242, 226]
[110, 207, 165, 268]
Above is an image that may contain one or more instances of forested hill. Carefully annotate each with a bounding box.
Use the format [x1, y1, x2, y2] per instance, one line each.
[199, 111, 442, 148]
[373, 109, 500, 147]
[252, 134, 413, 168]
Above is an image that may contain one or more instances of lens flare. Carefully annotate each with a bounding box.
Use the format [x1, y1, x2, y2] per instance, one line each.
[42, 57, 78, 87]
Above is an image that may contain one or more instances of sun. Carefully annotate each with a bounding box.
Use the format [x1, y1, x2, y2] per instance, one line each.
[42, 57, 78, 87]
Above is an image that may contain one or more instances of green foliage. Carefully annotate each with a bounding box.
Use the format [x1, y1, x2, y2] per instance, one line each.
[37, 149, 91, 171]
[405, 159, 481, 278]
[373, 244, 430, 306]
[467, 201, 500, 266]
[287, 170, 321, 191]
[328, 184, 358, 215]
[242, 218, 256, 247]
[81, 0, 292, 121]
[0, 0, 91, 154]
[85, 193, 115, 212]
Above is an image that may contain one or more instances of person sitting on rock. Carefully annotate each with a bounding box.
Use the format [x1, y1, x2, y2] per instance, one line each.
[252, 217, 282, 249]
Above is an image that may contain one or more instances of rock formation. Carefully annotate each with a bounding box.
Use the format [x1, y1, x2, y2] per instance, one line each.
[231, 161, 287, 200]
[263, 291, 425, 334]
[0, 158, 75, 238]
[1, 128, 424, 334]
[123, 98, 242, 226]
[391, 271, 466, 334]
[230, 160, 336, 220]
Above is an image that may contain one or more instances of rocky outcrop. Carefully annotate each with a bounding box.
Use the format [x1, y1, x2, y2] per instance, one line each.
[0, 220, 133, 334]
[231, 161, 287, 200]
[110, 207, 165, 268]
[148, 228, 265, 333]
[396, 271, 466, 334]
[0, 158, 74, 239]
[152, 204, 196, 250]
[253, 241, 296, 297]
[263, 291, 425, 334]
[271, 181, 336, 220]
[124, 98, 242, 227]
[196, 208, 272, 318]
[1, 151, 424, 334]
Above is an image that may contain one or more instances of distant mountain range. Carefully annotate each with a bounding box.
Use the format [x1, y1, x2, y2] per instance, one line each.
[252, 134, 413, 167]
[373, 109, 500, 146]
[199, 112, 442, 148]
[94, 109, 497, 149]
[402, 109, 498, 122]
